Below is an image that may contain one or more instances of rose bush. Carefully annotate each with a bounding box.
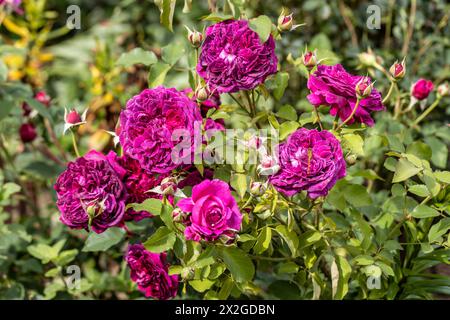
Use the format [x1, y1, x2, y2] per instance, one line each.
[0, 0, 449, 301]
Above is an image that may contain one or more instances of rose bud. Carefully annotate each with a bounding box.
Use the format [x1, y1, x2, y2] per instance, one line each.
[345, 154, 357, 165]
[22, 102, 32, 116]
[437, 82, 449, 98]
[19, 123, 37, 143]
[195, 85, 209, 102]
[355, 76, 374, 99]
[257, 154, 280, 176]
[411, 79, 434, 101]
[277, 8, 304, 32]
[185, 26, 203, 48]
[63, 108, 87, 134]
[357, 48, 378, 68]
[34, 91, 51, 107]
[389, 58, 406, 80]
[250, 181, 267, 196]
[302, 49, 318, 70]
[151, 176, 186, 198]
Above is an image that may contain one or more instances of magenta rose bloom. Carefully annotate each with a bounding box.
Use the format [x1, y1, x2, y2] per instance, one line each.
[119, 86, 202, 174]
[54, 150, 127, 233]
[307, 64, 384, 126]
[269, 128, 346, 199]
[109, 154, 166, 222]
[197, 19, 278, 93]
[411, 78, 434, 100]
[125, 244, 178, 300]
[177, 179, 242, 242]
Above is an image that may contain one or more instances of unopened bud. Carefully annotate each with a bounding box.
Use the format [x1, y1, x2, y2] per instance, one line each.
[63, 108, 87, 134]
[345, 154, 357, 165]
[355, 77, 374, 99]
[358, 48, 377, 67]
[250, 181, 266, 196]
[277, 8, 303, 32]
[195, 86, 210, 102]
[278, 12, 293, 32]
[257, 154, 280, 176]
[19, 123, 37, 143]
[35, 91, 51, 107]
[302, 49, 318, 70]
[437, 82, 449, 97]
[389, 58, 406, 80]
[160, 176, 178, 196]
[186, 26, 203, 48]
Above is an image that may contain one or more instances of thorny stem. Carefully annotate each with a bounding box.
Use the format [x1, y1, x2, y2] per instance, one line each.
[336, 98, 361, 130]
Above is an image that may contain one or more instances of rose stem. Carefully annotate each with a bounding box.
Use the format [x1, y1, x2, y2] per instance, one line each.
[314, 107, 324, 130]
[336, 98, 361, 130]
[413, 97, 441, 126]
[382, 80, 396, 104]
[70, 130, 81, 157]
[228, 93, 250, 115]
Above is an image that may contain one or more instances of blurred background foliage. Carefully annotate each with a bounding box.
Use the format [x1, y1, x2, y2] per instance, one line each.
[0, 0, 449, 299]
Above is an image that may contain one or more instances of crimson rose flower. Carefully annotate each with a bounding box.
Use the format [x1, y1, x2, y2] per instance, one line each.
[411, 78, 434, 100]
[269, 128, 346, 198]
[177, 179, 242, 242]
[54, 150, 127, 233]
[197, 20, 278, 93]
[125, 244, 178, 300]
[307, 64, 384, 126]
[119, 86, 202, 174]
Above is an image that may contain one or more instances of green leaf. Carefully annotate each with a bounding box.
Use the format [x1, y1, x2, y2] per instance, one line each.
[392, 158, 422, 183]
[429, 218, 450, 243]
[331, 255, 351, 300]
[0, 60, 8, 82]
[201, 13, 234, 22]
[159, 0, 176, 32]
[248, 15, 273, 43]
[276, 104, 297, 121]
[353, 255, 375, 266]
[425, 137, 447, 169]
[0, 99, 15, 122]
[27, 244, 58, 264]
[127, 198, 163, 216]
[116, 48, 157, 67]
[24, 97, 53, 123]
[406, 141, 432, 161]
[275, 225, 299, 256]
[298, 230, 322, 249]
[253, 226, 272, 254]
[410, 205, 440, 219]
[193, 247, 216, 268]
[279, 121, 300, 140]
[1, 182, 21, 200]
[230, 173, 247, 199]
[343, 184, 372, 207]
[343, 133, 364, 156]
[54, 249, 78, 266]
[189, 279, 215, 292]
[277, 262, 299, 274]
[218, 246, 255, 283]
[143, 227, 176, 253]
[82, 228, 125, 252]
[434, 171, 450, 184]
[272, 72, 289, 101]
[162, 42, 186, 66]
[148, 61, 171, 87]
[408, 184, 430, 197]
